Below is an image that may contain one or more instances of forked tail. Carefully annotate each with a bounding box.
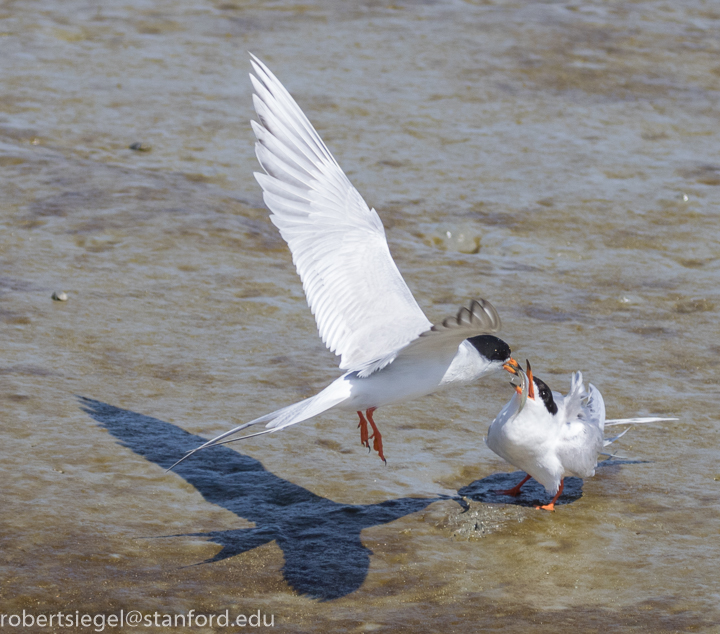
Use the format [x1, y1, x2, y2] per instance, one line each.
[167, 379, 351, 470]
[605, 416, 678, 426]
[601, 415, 678, 453]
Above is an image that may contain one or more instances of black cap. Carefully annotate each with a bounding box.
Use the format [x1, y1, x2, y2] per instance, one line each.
[533, 376, 558, 415]
[466, 335, 511, 362]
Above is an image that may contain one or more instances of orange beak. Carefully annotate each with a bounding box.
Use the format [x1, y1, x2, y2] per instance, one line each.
[503, 358, 523, 394]
[503, 357, 521, 375]
[526, 359, 535, 400]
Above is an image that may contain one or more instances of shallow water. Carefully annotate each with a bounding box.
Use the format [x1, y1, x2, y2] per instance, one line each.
[1, 0, 719, 631]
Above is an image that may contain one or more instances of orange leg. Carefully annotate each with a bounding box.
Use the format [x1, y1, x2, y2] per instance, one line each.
[365, 407, 386, 464]
[536, 479, 564, 512]
[357, 411, 370, 449]
[496, 473, 532, 497]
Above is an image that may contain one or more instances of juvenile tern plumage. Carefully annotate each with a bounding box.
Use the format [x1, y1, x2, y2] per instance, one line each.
[170, 55, 517, 469]
[486, 361, 677, 510]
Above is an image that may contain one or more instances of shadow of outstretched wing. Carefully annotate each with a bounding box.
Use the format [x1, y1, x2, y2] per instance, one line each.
[79, 397, 441, 601]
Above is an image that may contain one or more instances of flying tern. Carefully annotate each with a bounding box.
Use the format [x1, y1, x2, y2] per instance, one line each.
[486, 361, 677, 510]
[170, 55, 517, 469]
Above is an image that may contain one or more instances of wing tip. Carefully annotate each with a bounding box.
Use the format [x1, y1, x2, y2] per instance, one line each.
[431, 298, 502, 333]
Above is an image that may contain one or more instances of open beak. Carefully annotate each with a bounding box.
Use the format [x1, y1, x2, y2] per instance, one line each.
[526, 359, 535, 400]
[502, 358, 523, 395]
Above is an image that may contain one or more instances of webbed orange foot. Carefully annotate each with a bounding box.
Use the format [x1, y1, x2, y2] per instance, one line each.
[535, 479, 564, 512]
[365, 407, 386, 464]
[357, 411, 370, 450]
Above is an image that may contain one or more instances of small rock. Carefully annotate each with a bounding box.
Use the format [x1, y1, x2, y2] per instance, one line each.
[129, 142, 151, 152]
[52, 291, 68, 301]
[431, 498, 529, 540]
[423, 224, 482, 254]
[674, 298, 714, 314]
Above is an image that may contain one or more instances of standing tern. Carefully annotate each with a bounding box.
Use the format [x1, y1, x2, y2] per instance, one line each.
[170, 55, 518, 469]
[486, 361, 677, 510]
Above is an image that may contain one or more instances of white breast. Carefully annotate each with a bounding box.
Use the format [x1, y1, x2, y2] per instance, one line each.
[486, 396, 565, 494]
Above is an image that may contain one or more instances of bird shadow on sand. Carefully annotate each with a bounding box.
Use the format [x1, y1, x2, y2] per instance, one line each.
[78, 397, 445, 601]
[458, 458, 650, 509]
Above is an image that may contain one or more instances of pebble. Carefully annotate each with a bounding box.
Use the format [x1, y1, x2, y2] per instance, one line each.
[52, 291, 68, 301]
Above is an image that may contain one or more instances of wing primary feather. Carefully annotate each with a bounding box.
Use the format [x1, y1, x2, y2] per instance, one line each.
[353, 298, 504, 378]
[254, 172, 312, 204]
[430, 298, 501, 335]
[250, 55, 338, 165]
[255, 144, 310, 190]
[251, 82, 336, 172]
[249, 53, 434, 370]
[251, 120, 319, 177]
[252, 91, 327, 171]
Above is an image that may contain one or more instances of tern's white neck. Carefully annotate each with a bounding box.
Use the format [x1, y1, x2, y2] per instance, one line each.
[440, 340, 504, 386]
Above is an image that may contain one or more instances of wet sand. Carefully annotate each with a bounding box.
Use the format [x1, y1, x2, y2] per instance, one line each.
[1, 0, 719, 631]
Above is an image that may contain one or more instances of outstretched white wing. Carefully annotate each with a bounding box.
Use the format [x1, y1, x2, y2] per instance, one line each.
[250, 54, 432, 372]
[362, 298, 502, 377]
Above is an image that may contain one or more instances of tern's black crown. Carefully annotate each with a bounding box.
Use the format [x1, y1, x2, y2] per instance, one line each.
[533, 377, 558, 415]
[466, 335, 511, 363]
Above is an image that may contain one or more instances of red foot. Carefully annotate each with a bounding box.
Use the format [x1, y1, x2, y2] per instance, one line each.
[535, 479, 564, 512]
[357, 411, 370, 449]
[356, 408, 386, 463]
[496, 473, 531, 497]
